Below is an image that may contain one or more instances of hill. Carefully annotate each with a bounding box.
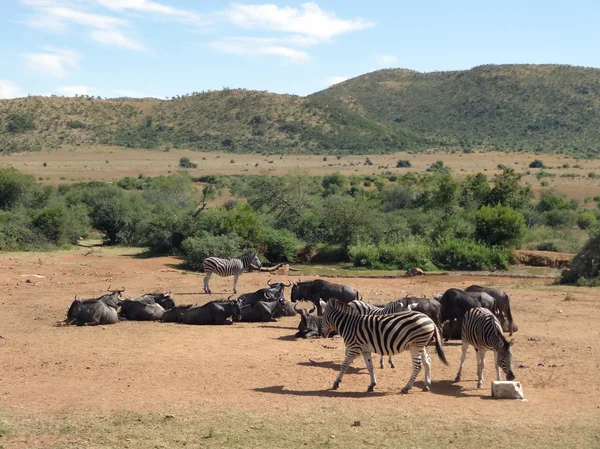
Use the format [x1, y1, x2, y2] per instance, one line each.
[311, 64, 600, 158]
[2, 64, 600, 157]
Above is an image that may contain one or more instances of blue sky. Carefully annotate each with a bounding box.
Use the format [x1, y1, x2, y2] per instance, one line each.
[1, 0, 599, 99]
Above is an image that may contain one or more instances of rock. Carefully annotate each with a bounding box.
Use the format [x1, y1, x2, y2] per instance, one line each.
[528, 337, 539, 342]
[405, 267, 425, 277]
[491, 381, 526, 400]
[352, 421, 361, 427]
[518, 364, 529, 369]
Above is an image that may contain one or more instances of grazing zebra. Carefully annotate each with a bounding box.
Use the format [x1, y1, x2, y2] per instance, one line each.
[202, 253, 262, 294]
[323, 299, 448, 393]
[347, 299, 406, 369]
[454, 307, 515, 389]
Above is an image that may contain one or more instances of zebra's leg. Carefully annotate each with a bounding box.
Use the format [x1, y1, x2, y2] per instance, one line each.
[476, 349, 486, 388]
[363, 352, 377, 392]
[389, 356, 395, 369]
[332, 348, 360, 390]
[232, 273, 240, 294]
[494, 350, 501, 381]
[379, 355, 385, 369]
[454, 340, 469, 382]
[421, 348, 432, 392]
[401, 347, 423, 394]
[203, 273, 212, 294]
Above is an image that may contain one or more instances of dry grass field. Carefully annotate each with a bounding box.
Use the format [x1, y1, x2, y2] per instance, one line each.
[2, 146, 600, 199]
[0, 246, 599, 448]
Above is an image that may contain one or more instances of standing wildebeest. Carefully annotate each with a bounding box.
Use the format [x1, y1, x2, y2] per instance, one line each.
[294, 304, 323, 338]
[454, 308, 515, 389]
[202, 253, 262, 294]
[465, 285, 516, 335]
[161, 305, 192, 323]
[239, 300, 284, 322]
[438, 288, 496, 341]
[323, 299, 448, 393]
[182, 300, 242, 325]
[401, 296, 443, 329]
[291, 279, 360, 316]
[63, 286, 125, 326]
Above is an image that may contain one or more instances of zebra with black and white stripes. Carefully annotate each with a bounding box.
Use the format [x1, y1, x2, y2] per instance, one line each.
[347, 299, 406, 369]
[454, 307, 515, 389]
[323, 299, 448, 393]
[201, 253, 262, 294]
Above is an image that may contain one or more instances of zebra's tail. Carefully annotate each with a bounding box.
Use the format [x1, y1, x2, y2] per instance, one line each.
[433, 324, 448, 366]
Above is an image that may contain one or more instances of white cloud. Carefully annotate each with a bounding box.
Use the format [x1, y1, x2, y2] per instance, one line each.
[0, 81, 24, 99]
[209, 37, 310, 63]
[90, 29, 146, 51]
[55, 85, 93, 96]
[96, 0, 209, 25]
[24, 46, 81, 78]
[378, 55, 399, 67]
[223, 2, 373, 41]
[327, 76, 348, 86]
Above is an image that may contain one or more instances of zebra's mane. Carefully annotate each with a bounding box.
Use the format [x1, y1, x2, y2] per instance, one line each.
[326, 298, 360, 315]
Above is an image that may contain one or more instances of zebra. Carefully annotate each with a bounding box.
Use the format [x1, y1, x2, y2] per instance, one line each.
[323, 299, 448, 393]
[347, 299, 406, 369]
[201, 253, 262, 294]
[454, 307, 515, 389]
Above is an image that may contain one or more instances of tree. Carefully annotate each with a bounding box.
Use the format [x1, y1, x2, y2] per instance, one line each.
[396, 160, 411, 168]
[485, 167, 533, 210]
[577, 210, 597, 230]
[179, 157, 198, 169]
[529, 159, 545, 168]
[460, 173, 490, 209]
[560, 225, 600, 283]
[0, 168, 36, 210]
[475, 204, 525, 247]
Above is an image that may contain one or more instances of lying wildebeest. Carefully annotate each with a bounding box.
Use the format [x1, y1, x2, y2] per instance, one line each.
[438, 288, 496, 341]
[161, 305, 192, 323]
[239, 300, 284, 322]
[236, 280, 291, 307]
[62, 286, 125, 326]
[465, 285, 516, 335]
[136, 292, 175, 311]
[294, 304, 323, 338]
[119, 299, 164, 321]
[182, 300, 242, 325]
[291, 279, 360, 316]
[280, 300, 298, 317]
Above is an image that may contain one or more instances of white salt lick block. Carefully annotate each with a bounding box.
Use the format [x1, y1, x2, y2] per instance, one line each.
[491, 381, 526, 400]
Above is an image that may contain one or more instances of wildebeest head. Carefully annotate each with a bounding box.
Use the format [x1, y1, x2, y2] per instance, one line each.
[497, 338, 516, 381]
[66, 296, 83, 322]
[230, 299, 243, 321]
[102, 285, 125, 308]
[290, 280, 307, 302]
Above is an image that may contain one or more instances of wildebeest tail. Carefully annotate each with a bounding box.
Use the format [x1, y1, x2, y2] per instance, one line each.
[433, 324, 448, 366]
[505, 295, 513, 323]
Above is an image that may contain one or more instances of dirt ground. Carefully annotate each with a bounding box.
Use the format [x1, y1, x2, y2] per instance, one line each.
[3, 146, 600, 199]
[0, 246, 599, 448]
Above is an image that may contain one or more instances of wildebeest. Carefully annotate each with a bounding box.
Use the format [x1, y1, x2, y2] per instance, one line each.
[239, 300, 284, 322]
[161, 305, 192, 323]
[294, 304, 323, 338]
[236, 280, 291, 307]
[119, 299, 165, 321]
[62, 286, 125, 326]
[280, 300, 298, 317]
[182, 300, 242, 325]
[400, 296, 442, 329]
[465, 285, 516, 335]
[291, 279, 360, 316]
[438, 288, 496, 341]
[136, 293, 175, 311]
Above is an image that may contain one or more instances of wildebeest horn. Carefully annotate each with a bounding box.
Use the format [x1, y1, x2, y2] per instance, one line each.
[308, 306, 316, 314]
[284, 280, 292, 287]
[228, 294, 238, 301]
[267, 279, 272, 286]
[294, 303, 301, 313]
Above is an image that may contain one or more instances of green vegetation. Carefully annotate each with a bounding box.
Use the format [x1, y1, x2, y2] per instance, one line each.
[178, 157, 198, 169]
[561, 225, 600, 284]
[4, 65, 600, 156]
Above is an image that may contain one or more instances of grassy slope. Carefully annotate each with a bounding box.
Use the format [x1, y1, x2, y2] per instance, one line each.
[2, 64, 600, 156]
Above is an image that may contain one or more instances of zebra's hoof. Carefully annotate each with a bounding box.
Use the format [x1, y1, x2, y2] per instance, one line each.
[454, 376, 461, 383]
[367, 384, 375, 392]
[422, 385, 431, 392]
[332, 382, 340, 390]
[390, 363, 396, 369]
[400, 388, 410, 394]
[477, 381, 483, 389]
[379, 364, 384, 369]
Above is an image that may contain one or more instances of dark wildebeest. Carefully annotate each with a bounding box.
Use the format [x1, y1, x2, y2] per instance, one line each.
[280, 300, 298, 317]
[294, 304, 323, 338]
[236, 280, 291, 307]
[161, 305, 192, 323]
[62, 286, 125, 326]
[400, 296, 442, 329]
[182, 300, 242, 325]
[119, 299, 164, 321]
[465, 285, 516, 335]
[239, 300, 284, 322]
[438, 288, 496, 341]
[291, 279, 359, 316]
[136, 293, 175, 311]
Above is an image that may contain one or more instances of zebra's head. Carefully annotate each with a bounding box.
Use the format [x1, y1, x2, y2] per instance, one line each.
[497, 338, 516, 381]
[248, 252, 262, 269]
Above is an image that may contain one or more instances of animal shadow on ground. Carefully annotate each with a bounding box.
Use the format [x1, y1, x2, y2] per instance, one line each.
[430, 379, 477, 398]
[297, 360, 363, 374]
[258, 325, 298, 330]
[253, 385, 386, 398]
[275, 334, 299, 341]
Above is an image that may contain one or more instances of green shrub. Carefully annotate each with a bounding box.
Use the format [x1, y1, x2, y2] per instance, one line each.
[529, 159, 545, 168]
[475, 204, 525, 247]
[262, 228, 302, 262]
[0, 208, 42, 250]
[33, 204, 89, 245]
[536, 191, 570, 212]
[576, 210, 597, 230]
[181, 232, 247, 270]
[0, 168, 37, 210]
[396, 159, 411, 168]
[349, 239, 435, 271]
[426, 160, 448, 172]
[544, 209, 576, 228]
[560, 225, 600, 284]
[431, 238, 509, 271]
[6, 113, 35, 133]
[179, 157, 198, 169]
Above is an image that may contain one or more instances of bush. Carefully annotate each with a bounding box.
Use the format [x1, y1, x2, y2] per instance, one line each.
[33, 204, 90, 245]
[577, 210, 598, 230]
[179, 157, 198, 169]
[529, 159, 545, 168]
[181, 232, 247, 270]
[544, 209, 576, 228]
[475, 204, 525, 247]
[426, 160, 448, 172]
[536, 191, 570, 212]
[262, 228, 302, 262]
[560, 225, 600, 284]
[0, 168, 37, 210]
[431, 238, 509, 271]
[396, 159, 412, 168]
[6, 113, 35, 133]
[349, 239, 436, 271]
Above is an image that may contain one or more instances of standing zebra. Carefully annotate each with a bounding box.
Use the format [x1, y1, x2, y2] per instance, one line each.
[347, 299, 406, 369]
[202, 253, 262, 294]
[454, 307, 515, 389]
[323, 299, 448, 393]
